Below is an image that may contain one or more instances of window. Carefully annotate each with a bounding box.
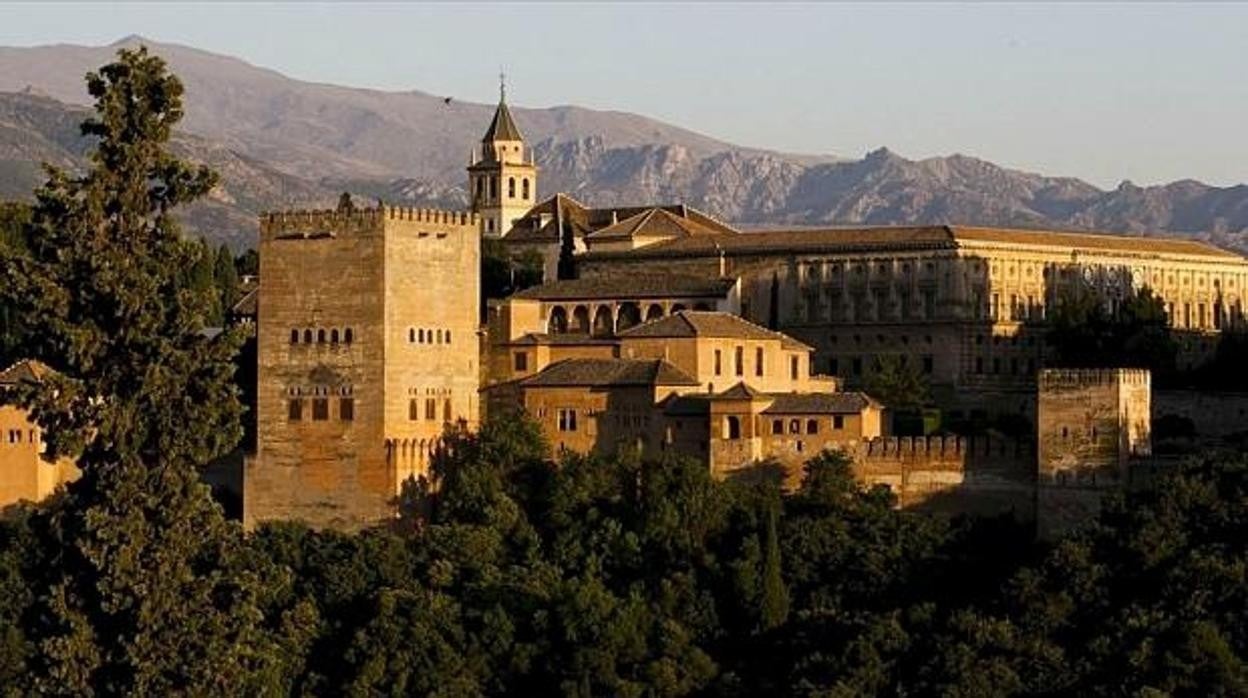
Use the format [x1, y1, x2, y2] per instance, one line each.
[475, 177, 484, 199]
[975, 357, 984, 374]
[425, 399, 437, 421]
[489, 176, 497, 200]
[725, 416, 741, 440]
[339, 398, 354, 421]
[312, 398, 329, 421]
[446, 330, 451, 344]
[317, 329, 326, 344]
[755, 347, 764, 376]
[303, 329, 313, 344]
[922, 355, 933, 374]
[789, 419, 801, 434]
[409, 399, 419, 421]
[331, 329, 339, 344]
[288, 399, 303, 422]
[833, 415, 844, 430]
[508, 177, 516, 198]
[714, 349, 722, 375]
[806, 419, 819, 435]
[735, 346, 744, 376]
[790, 356, 799, 380]
[290, 329, 299, 344]
[514, 352, 528, 371]
[522, 178, 530, 199]
[558, 408, 578, 432]
[772, 419, 784, 435]
[852, 357, 863, 376]
[344, 328, 353, 344]
[410, 328, 416, 342]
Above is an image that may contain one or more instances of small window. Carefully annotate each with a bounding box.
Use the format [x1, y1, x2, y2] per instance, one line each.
[340, 398, 354, 421]
[316, 329, 326, 344]
[789, 419, 801, 434]
[288, 399, 303, 422]
[445, 330, 451, 344]
[558, 408, 578, 432]
[312, 398, 329, 421]
[735, 346, 744, 376]
[772, 419, 784, 435]
[443, 399, 452, 422]
[755, 347, 764, 376]
[514, 352, 528, 372]
[714, 349, 722, 376]
[331, 329, 339, 344]
[807, 419, 819, 435]
[418, 329, 425, 344]
[409, 399, 419, 421]
[344, 328, 353, 344]
[522, 178, 530, 199]
[508, 177, 516, 198]
[303, 329, 313, 344]
[437, 329, 443, 344]
[790, 356, 799, 380]
[425, 398, 437, 421]
[410, 328, 416, 343]
[290, 329, 299, 344]
[833, 415, 844, 430]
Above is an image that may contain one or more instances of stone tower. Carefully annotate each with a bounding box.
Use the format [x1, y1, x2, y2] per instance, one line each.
[1035, 368, 1151, 537]
[468, 78, 537, 237]
[245, 204, 481, 531]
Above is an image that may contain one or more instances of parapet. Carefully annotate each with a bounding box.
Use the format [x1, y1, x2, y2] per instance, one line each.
[383, 206, 479, 227]
[860, 434, 1032, 461]
[1038, 368, 1151, 390]
[260, 205, 479, 240]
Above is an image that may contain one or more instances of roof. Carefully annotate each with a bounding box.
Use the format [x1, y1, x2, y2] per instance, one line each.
[583, 208, 727, 243]
[0, 359, 51, 387]
[519, 358, 700, 388]
[231, 288, 257, 317]
[618, 311, 812, 351]
[513, 275, 736, 302]
[711, 383, 767, 401]
[585, 224, 1244, 261]
[659, 393, 711, 417]
[503, 195, 736, 244]
[761, 392, 880, 415]
[482, 99, 524, 142]
[509, 333, 619, 347]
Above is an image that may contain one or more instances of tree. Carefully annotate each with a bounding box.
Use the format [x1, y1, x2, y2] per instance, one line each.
[863, 354, 930, 411]
[1048, 286, 1176, 378]
[0, 202, 31, 363]
[213, 243, 240, 317]
[0, 47, 280, 693]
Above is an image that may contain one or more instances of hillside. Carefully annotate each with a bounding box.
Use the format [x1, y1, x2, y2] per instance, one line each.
[0, 36, 1246, 252]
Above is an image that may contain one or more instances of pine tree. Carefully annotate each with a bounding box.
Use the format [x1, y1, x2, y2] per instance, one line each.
[759, 503, 789, 631]
[0, 47, 283, 692]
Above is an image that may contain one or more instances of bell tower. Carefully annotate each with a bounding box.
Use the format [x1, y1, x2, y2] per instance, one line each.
[468, 74, 538, 238]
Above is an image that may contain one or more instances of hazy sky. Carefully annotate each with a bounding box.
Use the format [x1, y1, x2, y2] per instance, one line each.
[2, 2, 1246, 188]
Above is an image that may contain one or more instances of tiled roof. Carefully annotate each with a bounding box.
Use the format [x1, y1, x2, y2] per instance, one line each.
[231, 288, 257, 317]
[503, 195, 734, 243]
[0, 359, 51, 387]
[584, 208, 727, 243]
[509, 333, 619, 347]
[482, 99, 524, 142]
[585, 224, 1244, 261]
[618, 311, 812, 351]
[711, 382, 767, 401]
[519, 358, 699, 388]
[761, 391, 879, 415]
[513, 275, 737, 301]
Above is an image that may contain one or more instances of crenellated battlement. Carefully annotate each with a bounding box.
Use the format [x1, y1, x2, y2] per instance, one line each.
[857, 434, 1033, 462]
[1038, 367, 1151, 389]
[260, 205, 480, 240]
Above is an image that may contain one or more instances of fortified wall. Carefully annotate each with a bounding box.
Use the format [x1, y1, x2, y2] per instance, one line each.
[246, 205, 480, 531]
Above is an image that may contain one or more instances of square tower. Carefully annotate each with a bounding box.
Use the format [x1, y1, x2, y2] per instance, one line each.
[1036, 368, 1151, 536]
[245, 205, 481, 531]
[468, 90, 538, 238]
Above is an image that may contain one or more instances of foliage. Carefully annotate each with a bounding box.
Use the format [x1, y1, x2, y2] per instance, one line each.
[1048, 286, 1177, 379]
[862, 353, 930, 410]
[482, 237, 544, 307]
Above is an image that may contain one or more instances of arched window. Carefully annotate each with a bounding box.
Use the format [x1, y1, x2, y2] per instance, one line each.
[409, 328, 416, 343]
[445, 330, 451, 344]
[508, 177, 516, 198]
[436, 329, 443, 344]
[290, 329, 299, 344]
[330, 329, 339, 344]
[303, 329, 313, 344]
[489, 176, 497, 200]
[344, 328, 353, 344]
[522, 178, 530, 199]
[475, 177, 484, 199]
[317, 329, 326, 344]
[418, 329, 425, 343]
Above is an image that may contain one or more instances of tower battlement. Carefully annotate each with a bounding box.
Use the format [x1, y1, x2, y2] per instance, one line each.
[1038, 368, 1150, 390]
[260, 206, 479, 241]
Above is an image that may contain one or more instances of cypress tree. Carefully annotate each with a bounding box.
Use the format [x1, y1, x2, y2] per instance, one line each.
[0, 47, 282, 692]
[759, 503, 789, 631]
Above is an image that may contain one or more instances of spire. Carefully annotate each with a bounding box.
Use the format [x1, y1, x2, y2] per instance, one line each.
[482, 74, 524, 143]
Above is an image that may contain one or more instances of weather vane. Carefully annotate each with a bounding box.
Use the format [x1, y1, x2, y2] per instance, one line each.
[499, 68, 506, 102]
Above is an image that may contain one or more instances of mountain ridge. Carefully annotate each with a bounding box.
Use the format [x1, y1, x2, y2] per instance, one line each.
[0, 36, 1245, 253]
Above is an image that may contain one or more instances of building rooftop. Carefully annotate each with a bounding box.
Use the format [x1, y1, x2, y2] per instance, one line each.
[503, 194, 734, 244]
[761, 392, 880, 415]
[482, 98, 524, 143]
[618, 310, 812, 351]
[583, 207, 727, 244]
[0, 359, 51, 388]
[513, 275, 736, 302]
[509, 332, 619, 347]
[519, 358, 700, 388]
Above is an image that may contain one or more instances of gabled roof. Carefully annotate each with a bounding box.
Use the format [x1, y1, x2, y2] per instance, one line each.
[618, 311, 812, 351]
[519, 358, 699, 388]
[761, 392, 881, 415]
[513, 275, 736, 301]
[509, 332, 618, 347]
[584, 208, 727, 243]
[502, 195, 735, 244]
[0, 359, 51, 387]
[231, 288, 257, 317]
[482, 99, 524, 142]
[711, 382, 767, 401]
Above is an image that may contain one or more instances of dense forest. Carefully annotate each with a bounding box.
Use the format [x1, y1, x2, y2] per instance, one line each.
[0, 47, 1245, 697]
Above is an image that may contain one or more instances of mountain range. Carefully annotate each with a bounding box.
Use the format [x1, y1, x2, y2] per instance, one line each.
[1, 36, 1246, 252]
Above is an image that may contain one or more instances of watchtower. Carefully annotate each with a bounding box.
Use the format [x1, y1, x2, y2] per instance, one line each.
[245, 204, 481, 530]
[467, 76, 538, 237]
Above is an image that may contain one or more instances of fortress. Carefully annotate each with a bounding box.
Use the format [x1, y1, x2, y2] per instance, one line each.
[226, 89, 1248, 532]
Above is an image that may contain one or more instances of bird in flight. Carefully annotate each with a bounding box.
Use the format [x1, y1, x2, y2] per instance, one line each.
[443, 97, 453, 105]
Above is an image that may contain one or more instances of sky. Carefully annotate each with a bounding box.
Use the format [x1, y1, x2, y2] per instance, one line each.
[1, 2, 1246, 189]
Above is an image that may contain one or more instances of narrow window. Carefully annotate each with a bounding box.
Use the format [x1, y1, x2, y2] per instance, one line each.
[489, 176, 497, 200]
[755, 347, 764, 376]
[312, 398, 329, 421]
[340, 398, 354, 421]
[735, 346, 744, 376]
[807, 419, 819, 435]
[290, 329, 299, 344]
[508, 177, 516, 198]
[409, 399, 418, 421]
[772, 419, 784, 435]
[344, 328, 353, 344]
[317, 329, 326, 344]
[922, 355, 934, 374]
[288, 399, 303, 422]
[522, 178, 530, 199]
[790, 355, 799, 380]
[789, 419, 801, 434]
[425, 398, 437, 421]
[714, 349, 722, 376]
[833, 415, 844, 430]
[443, 399, 452, 422]
[446, 330, 451, 344]
[437, 329, 443, 344]
[303, 329, 313, 344]
[514, 352, 528, 371]
[331, 329, 339, 344]
[410, 328, 416, 343]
